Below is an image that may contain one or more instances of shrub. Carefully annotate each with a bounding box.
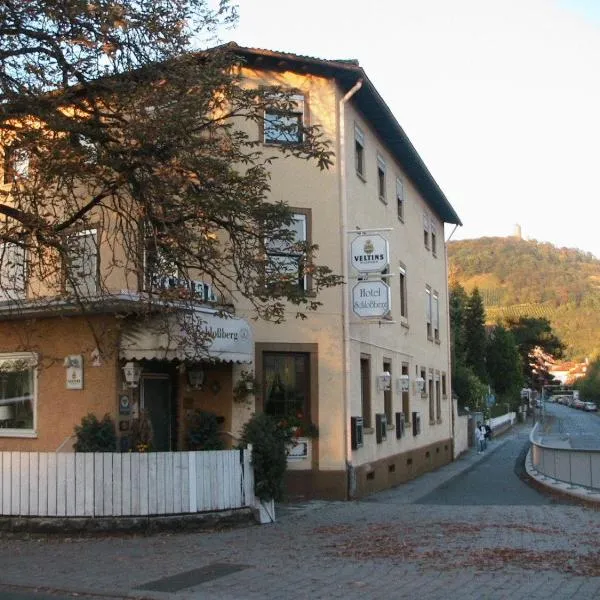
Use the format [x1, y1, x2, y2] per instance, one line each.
[186, 410, 224, 451]
[73, 413, 117, 452]
[240, 412, 291, 502]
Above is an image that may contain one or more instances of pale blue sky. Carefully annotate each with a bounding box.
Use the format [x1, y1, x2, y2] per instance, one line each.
[216, 0, 600, 257]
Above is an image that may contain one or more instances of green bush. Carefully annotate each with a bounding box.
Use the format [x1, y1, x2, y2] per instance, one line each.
[73, 413, 117, 452]
[186, 410, 224, 451]
[240, 412, 291, 502]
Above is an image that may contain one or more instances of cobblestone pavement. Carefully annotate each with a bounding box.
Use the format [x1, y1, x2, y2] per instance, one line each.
[1, 425, 600, 600]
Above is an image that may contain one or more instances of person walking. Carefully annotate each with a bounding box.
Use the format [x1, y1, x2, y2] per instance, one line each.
[476, 422, 485, 454]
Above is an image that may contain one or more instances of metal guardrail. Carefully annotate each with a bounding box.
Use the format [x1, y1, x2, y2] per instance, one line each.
[529, 423, 600, 491]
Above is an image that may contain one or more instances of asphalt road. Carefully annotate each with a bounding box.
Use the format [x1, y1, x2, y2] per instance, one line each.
[540, 401, 600, 449]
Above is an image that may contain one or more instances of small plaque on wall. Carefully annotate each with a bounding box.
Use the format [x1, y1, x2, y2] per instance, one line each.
[119, 394, 131, 415]
[65, 355, 83, 390]
[287, 439, 309, 461]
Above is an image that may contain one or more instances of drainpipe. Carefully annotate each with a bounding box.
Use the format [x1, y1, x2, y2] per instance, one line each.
[445, 223, 459, 457]
[338, 78, 363, 498]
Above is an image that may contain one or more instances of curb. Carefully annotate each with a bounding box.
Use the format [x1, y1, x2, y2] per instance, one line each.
[0, 507, 256, 536]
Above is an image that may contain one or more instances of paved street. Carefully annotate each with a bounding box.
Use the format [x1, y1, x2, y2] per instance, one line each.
[1, 424, 600, 600]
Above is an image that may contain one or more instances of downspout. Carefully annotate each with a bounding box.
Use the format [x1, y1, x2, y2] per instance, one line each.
[445, 223, 459, 457]
[338, 78, 363, 498]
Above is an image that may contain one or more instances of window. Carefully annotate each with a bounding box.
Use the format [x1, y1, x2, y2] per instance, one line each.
[435, 373, 442, 422]
[399, 263, 407, 319]
[433, 291, 440, 341]
[0, 243, 26, 301]
[377, 154, 386, 202]
[3, 146, 29, 183]
[431, 225, 437, 257]
[360, 355, 372, 428]
[383, 360, 392, 424]
[425, 285, 433, 340]
[442, 372, 447, 398]
[264, 94, 304, 145]
[428, 370, 435, 424]
[401, 363, 410, 423]
[396, 177, 404, 221]
[65, 229, 98, 296]
[419, 366, 427, 397]
[423, 214, 430, 249]
[355, 124, 365, 178]
[0, 353, 36, 436]
[263, 352, 310, 421]
[265, 212, 308, 291]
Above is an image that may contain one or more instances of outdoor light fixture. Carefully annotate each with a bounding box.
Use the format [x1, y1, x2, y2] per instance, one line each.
[122, 361, 142, 388]
[398, 374, 410, 393]
[187, 368, 205, 390]
[377, 371, 392, 392]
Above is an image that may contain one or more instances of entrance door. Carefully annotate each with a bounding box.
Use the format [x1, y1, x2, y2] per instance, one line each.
[141, 374, 172, 451]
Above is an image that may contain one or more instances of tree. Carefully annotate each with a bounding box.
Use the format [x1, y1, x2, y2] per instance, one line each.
[505, 317, 564, 389]
[464, 287, 488, 382]
[0, 1, 340, 354]
[575, 359, 600, 402]
[486, 324, 523, 408]
[449, 282, 468, 369]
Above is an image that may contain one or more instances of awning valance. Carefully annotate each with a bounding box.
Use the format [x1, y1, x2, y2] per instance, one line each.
[119, 309, 253, 363]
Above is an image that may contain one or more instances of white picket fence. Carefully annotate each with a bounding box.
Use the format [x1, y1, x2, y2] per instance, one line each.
[0, 449, 255, 518]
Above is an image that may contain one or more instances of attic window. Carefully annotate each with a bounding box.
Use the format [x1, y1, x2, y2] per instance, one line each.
[264, 94, 304, 145]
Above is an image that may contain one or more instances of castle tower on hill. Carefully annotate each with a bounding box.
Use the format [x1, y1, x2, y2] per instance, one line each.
[513, 224, 522, 239]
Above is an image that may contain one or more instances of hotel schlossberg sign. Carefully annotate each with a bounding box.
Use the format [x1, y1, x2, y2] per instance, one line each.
[350, 234, 389, 273]
[352, 280, 391, 318]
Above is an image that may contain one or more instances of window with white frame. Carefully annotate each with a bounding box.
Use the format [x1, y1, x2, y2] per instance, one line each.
[423, 214, 430, 249]
[435, 372, 442, 422]
[396, 177, 404, 221]
[65, 229, 98, 296]
[428, 369, 435, 424]
[0, 353, 36, 435]
[399, 263, 407, 319]
[355, 124, 365, 178]
[433, 290, 440, 341]
[442, 372, 447, 398]
[0, 242, 26, 301]
[265, 212, 308, 291]
[377, 154, 386, 202]
[425, 285, 433, 340]
[431, 224, 437, 257]
[3, 146, 29, 184]
[264, 93, 304, 145]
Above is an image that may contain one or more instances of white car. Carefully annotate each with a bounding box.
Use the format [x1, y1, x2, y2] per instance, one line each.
[584, 402, 598, 412]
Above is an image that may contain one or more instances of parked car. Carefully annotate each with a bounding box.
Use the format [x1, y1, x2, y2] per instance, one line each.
[584, 402, 598, 412]
[573, 399, 585, 410]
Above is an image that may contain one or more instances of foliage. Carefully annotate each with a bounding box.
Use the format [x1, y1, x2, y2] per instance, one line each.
[0, 2, 341, 355]
[448, 236, 600, 359]
[129, 410, 154, 452]
[505, 317, 564, 388]
[277, 411, 319, 438]
[452, 363, 488, 412]
[240, 412, 292, 502]
[575, 359, 600, 402]
[73, 413, 117, 452]
[232, 370, 260, 404]
[486, 325, 524, 402]
[464, 287, 488, 382]
[186, 410, 224, 450]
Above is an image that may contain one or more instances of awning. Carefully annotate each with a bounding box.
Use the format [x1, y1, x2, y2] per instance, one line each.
[119, 309, 253, 363]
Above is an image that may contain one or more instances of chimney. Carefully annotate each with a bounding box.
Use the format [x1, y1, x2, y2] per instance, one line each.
[513, 224, 522, 239]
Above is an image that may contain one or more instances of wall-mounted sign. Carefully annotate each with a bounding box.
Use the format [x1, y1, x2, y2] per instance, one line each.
[119, 394, 131, 416]
[352, 280, 391, 318]
[65, 355, 83, 390]
[287, 439, 309, 460]
[350, 234, 389, 273]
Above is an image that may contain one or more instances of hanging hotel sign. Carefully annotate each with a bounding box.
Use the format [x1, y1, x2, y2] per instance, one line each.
[350, 234, 389, 273]
[352, 280, 391, 318]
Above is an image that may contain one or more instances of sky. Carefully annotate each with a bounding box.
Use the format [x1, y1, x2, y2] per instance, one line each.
[216, 0, 600, 257]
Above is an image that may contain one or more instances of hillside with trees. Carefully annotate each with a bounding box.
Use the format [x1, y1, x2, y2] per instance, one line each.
[447, 237, 600, 360]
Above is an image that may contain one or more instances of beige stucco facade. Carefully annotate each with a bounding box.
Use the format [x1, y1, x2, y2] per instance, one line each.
[0, 46, 460, 500]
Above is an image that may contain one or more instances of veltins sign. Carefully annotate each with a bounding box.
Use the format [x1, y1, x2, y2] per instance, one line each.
[350, 234, 389, 273]
[352, 280, 391, 318]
